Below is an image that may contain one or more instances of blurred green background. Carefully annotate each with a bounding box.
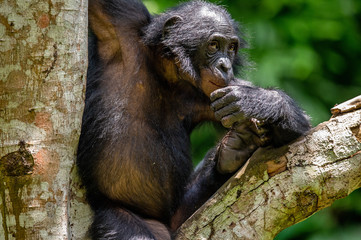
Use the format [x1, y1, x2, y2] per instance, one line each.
[144, 0, 361, 239]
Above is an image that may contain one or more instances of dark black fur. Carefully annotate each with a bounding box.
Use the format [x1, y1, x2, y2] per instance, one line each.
[77, 1, 311, 239]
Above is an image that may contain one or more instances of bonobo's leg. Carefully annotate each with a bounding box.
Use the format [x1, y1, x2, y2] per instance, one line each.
[91, 205, 171, 240]
[171, 120, 264, 230]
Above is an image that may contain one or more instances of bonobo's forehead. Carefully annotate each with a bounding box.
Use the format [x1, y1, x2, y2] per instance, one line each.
[198, 6, 235, 35]
[199, 6, 223, 21]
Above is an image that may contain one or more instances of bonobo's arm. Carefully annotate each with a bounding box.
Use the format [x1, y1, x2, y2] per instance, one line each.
[210, 80, 311, 146]
[88, 0, 151, 61]
[170, 147, 229, 230]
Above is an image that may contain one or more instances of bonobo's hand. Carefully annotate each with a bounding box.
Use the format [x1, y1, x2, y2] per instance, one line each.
[210, 85, 271, 128]
[210, 84, 311, 147]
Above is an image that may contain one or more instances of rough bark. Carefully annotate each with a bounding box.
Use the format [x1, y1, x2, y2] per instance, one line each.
[176, 97, 361, 240]
[0, 0, 90, 239]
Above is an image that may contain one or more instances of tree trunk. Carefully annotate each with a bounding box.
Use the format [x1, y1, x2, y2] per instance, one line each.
[176, 96, 361, 240]
[0, 0, 90, 239]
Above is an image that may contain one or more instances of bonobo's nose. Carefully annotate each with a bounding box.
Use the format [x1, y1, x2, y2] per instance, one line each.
[217, 58, 233, 79]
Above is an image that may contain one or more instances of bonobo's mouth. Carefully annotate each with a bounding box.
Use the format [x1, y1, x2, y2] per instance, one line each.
[209, 80, 226, 88]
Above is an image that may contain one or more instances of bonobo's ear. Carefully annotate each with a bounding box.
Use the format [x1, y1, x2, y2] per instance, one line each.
[162, 16, 183, 38]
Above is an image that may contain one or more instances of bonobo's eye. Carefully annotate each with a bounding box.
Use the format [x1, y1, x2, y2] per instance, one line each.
[208, 41, 219, 52]
[228, 43, 237, 53]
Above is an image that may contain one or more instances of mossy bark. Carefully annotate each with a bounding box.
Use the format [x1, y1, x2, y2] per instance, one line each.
[0, 0, 90, 239]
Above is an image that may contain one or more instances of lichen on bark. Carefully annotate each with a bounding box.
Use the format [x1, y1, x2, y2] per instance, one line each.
[0, 0, 89, 239]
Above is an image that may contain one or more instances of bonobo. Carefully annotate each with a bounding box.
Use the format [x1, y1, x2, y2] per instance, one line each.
[77, 0, 311, 239]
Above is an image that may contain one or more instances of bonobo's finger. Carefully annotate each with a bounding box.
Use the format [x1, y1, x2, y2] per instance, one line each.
[210, 91, 238, 112]
[214, 103, 239, 121]
[221, 112, 245, 128]
[251, 118, 266, 128]
[250, 118, 268, 136]
[248, 118, 272, 147]
[210, 86, 234, 102]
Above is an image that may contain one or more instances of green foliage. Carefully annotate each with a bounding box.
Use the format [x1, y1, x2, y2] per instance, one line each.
[145, 0, 361, 238]
[223, 0, 361, 126]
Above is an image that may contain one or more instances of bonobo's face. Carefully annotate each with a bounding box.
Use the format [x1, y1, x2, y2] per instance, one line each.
[197, 8, 240, 97]
[199, 32, 239, 97]
[147, 4, 242, 97]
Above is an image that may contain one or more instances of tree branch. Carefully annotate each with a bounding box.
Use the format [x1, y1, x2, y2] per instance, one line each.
[176, 96, 361, 240]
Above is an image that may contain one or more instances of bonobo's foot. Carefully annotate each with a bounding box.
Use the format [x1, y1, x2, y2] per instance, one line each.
[216, 119, 271, 174]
